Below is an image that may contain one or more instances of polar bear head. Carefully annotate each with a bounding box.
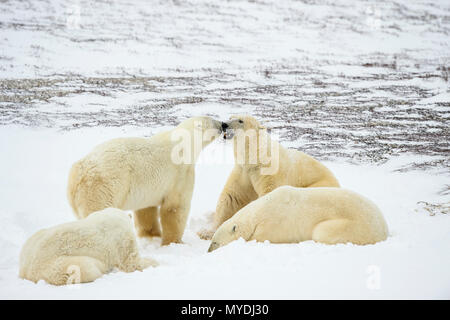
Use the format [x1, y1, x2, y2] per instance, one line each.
[176, 116, 224, 147]
[221, 115, 278, 174]
[208, 220, 249, 252]
[171, 116, 224, 164]
[180, 116, 222, 133]
[221, 115, 265, 140]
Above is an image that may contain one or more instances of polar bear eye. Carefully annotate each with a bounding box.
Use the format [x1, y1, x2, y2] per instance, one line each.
[232, 225, 237, 233]
[238, 120, 243, 124]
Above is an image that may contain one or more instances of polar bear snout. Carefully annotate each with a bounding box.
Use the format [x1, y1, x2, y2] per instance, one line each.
[208, 241, 220, 252]
[221, 122, 234, 140]
[209, 119, 224, 137]
[222, 121, 236, 140]
[221, 122, 228, 131]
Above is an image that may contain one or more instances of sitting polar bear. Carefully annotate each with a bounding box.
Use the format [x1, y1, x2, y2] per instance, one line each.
[199, 115, 340, 239]
[19, 208, 156, 286]
[68, 116, 222, 245]
[208, 186, 388, 251]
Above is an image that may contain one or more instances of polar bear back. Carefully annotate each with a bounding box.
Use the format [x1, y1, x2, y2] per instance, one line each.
[81, 136, 177, 208]
[68, 134, 180, 215]
[258, 187, 387, 243]
[19, 208, 150, 285]
[262, 186, 382, 219]
[285, 149, 340, 188]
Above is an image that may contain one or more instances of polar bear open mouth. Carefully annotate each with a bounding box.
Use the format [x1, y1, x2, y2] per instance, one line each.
[223, 129, 235, 140]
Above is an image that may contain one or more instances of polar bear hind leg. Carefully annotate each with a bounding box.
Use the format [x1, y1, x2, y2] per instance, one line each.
[134, 206, 161, 238]
[45, 256, 108, 286]
[69, 175, 116, 219]
[68, 163, 130, 219]
[312, 219, 375, 245]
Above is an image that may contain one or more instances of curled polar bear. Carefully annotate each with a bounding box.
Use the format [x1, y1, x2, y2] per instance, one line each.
[208, 186, 388, 252]
[199, 115, 340, 239]
[19, 208, 156, 286]
[68, 116, 222, 245]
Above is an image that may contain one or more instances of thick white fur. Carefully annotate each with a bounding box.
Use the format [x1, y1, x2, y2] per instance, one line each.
[199, 115, 340, 239]
[19, 208, 156, 286]
[209, 186, 389, 251]
[68, 116, 222, 244]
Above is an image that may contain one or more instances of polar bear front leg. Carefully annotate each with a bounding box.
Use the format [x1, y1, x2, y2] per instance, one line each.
[212, 167, 258, 232]
[249, 172, 280, 197]
[160, 198, 191, 245]
[160, 170, 194, 245]
[198, 187, 253, 241]
[134, 207, 161, 238]
[159, 166, 195, 245]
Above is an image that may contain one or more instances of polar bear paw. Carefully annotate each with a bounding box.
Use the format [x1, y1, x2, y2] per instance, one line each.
[197, 228, 215, 240]
[138, 257, 159, 270]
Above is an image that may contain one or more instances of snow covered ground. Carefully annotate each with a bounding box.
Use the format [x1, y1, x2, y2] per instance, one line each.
[0, 126, 449, 299]
[0, 0, 449, 299]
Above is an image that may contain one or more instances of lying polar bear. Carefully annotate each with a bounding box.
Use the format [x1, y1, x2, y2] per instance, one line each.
[199, 115, 340, 239]
[68, 116, 222, 245]
[19, 208, 156, 286]
[208, 186, 388, 252]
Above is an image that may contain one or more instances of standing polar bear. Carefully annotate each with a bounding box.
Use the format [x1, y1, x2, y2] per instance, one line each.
[19, 208, 156, 285]
[68, 116, 222, 245]
[199, 115, 340, 239]
[208, 186, 388, 251]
